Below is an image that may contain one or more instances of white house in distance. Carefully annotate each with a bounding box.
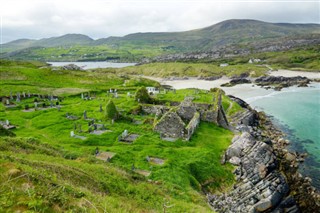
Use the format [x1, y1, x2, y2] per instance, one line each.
[146, 87, 159, 94]
[248, 58, 261, 63]
[220, 63, 229, 67]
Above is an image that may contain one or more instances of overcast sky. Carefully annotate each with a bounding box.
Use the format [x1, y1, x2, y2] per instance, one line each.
[1, 0, 319, 43]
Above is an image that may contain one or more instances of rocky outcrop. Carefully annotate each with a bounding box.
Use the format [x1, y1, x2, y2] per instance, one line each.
[209, 131, 294, 213]
[59, 64, 84, 71]
[255, 76, 310, 90]
[209, 97, 320, 213]
[259, 113, 320, 212]
[221, 78, 252, 87]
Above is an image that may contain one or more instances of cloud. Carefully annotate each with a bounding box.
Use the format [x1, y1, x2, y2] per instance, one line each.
[1, 0, 319, 43]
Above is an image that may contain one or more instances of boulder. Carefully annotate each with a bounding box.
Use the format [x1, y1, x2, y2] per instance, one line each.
[226, 132, 255, 159]
[229, 156, 241, 165]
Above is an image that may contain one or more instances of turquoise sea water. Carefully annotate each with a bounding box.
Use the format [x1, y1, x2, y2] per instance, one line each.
[248, 83, 320, 189]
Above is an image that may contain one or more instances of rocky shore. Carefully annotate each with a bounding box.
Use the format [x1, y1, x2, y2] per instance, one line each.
[255, 76, 311, 91]
[221, 75, 311, 91]
[208, 97, 320, 212]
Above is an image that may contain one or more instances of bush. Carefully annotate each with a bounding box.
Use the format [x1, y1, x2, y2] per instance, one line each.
[134, 87, 152, 104]
[0, 125, 16, 137]
[105, 100, 119, 120]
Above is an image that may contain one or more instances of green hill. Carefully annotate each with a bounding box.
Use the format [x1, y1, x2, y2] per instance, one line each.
[2, 34, 94, 52]
[1, 19, 319, 61]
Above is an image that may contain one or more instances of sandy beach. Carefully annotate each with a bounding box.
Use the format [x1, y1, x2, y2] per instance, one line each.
[269, 69, 320, 79]
[145, 69, 320, 103]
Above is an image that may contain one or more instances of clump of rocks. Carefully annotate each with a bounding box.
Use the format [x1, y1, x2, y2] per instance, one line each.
[255, 76, 310, 90]
[221, 78, 252, 87]
[60, 64, 84, 71]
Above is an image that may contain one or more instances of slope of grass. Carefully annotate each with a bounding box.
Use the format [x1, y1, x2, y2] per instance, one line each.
[100, 62, 269, 78]
[0, 60, 240, 212]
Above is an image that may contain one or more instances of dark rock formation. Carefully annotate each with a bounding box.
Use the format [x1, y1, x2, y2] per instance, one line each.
[230, 78, 251, 84]
[60, 64, 84, 71]
[255, 76, 310, 90]
[221, 78, 252, 87]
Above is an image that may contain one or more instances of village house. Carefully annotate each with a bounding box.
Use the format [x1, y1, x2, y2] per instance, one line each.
[146, 87, 159, 95]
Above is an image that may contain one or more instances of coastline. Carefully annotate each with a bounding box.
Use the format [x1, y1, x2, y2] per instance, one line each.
[208, 97, 320, 212]
[145, 72, 320, 211]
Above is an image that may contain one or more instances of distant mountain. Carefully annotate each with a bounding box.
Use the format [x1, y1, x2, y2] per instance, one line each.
[106, 19, 320, 51]
[1, 19, 320, 62]
[2, 34, 94, 52]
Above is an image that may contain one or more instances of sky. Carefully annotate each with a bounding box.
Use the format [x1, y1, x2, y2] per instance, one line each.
[1, 0, 319, 43]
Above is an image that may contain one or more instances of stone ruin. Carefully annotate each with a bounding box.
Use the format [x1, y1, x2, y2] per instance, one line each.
[152, 89, 228, 141]
[66, 113, 79, 120]
[154, 110, 187, 140]
[89, 122, 109, 135]
[118, 129, 139, 143]
[0, 120, 16, 130]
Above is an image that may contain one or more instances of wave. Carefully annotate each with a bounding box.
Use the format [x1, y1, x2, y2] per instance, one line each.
[245, 85, 320, 103]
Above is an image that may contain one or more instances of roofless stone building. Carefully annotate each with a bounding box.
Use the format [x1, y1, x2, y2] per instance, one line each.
[151, 89, 229, 141]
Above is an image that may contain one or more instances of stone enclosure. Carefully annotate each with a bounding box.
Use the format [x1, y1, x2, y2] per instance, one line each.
[150, 90, 228, 141]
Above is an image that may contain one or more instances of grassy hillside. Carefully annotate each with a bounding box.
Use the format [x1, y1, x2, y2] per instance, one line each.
[0, 60, 243, 212]
[1, 19, 319, 62]
[113, 62, 269, 78]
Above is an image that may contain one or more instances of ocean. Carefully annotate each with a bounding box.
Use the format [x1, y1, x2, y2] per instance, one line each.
[247, 83, 320, 189]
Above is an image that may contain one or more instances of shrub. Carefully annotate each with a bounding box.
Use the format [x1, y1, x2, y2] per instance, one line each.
[134, 87, 152, 104]
[0, 125, 16, 137]
[105, 100, 119, 120]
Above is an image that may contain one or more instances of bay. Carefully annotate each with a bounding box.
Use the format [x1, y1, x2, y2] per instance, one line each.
[47, 61, 136, 69]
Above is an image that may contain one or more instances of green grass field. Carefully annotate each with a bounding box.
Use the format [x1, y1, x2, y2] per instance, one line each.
[100, 62, 269, 78]
[0, 60, 243, 212]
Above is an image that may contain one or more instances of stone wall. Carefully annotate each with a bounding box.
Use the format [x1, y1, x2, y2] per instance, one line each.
[141, 105, 170, 116]
[200, 110, 218, 123]
[185, 112, 200, 141]
[177, 99, 197, 122]
[154, 110, 201, 141]
[154, 110, 186, 139]
[149, 90, 230, 141]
